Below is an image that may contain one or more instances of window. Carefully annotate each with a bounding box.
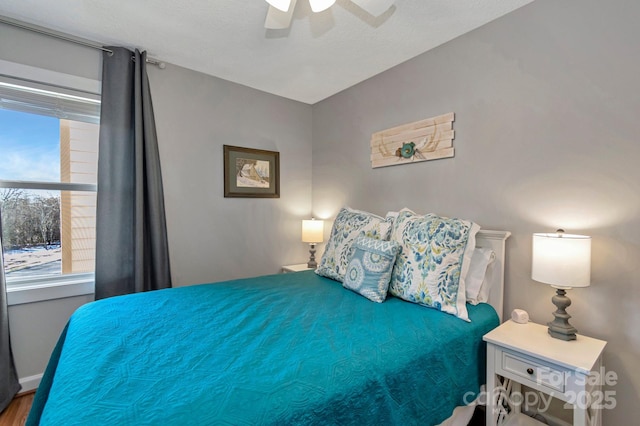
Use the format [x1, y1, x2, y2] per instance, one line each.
[0, 78, 100, 299]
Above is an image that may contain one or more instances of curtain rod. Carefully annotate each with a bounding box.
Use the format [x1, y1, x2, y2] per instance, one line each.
[0, 16, 165, 68]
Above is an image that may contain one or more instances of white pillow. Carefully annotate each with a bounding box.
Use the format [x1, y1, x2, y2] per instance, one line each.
[459, 222, 480, 305]
[384, 210, 401, 221]
[465, 247, 496, 305]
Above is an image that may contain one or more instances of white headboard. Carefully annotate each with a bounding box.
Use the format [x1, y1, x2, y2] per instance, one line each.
[475, 230, 511, 322]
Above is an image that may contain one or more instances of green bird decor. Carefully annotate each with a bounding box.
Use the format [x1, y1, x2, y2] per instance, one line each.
[396, 142, 416, 158]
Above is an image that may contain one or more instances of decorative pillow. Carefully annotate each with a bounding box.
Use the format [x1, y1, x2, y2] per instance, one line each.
[389, 209, 480, 321]
[389, 209, 480, 299]
[343, 236, 401, 303]
[315, 207, 393, 282]
[385, 210, 400, 222]
[466, 247, 496, 305]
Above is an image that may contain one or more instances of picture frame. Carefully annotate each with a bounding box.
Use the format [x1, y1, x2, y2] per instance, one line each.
[224, 145, 280, 198]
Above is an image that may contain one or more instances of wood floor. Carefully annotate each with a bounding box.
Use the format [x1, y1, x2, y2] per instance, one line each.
[0, 392, 33, 426]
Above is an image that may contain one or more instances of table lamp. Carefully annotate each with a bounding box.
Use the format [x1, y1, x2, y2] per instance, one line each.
[302, 218, 324, 269]
[531, 229, 591, 341]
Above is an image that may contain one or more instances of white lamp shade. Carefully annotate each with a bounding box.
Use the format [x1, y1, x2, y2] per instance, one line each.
[532, 232, 591, 288]
[266, 0, 292, 12]
[309, 0, 336, 12]
[302, 219, 324, 243]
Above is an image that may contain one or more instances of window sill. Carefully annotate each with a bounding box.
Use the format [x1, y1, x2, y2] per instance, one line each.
[6, 275, 95, 306]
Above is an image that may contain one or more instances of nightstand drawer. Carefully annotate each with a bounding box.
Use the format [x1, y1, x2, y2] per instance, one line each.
[501, 351, 565, 393]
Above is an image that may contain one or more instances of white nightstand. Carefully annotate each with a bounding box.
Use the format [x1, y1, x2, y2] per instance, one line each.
[483, 320, 607, 426]
[281, 263, 313, 273]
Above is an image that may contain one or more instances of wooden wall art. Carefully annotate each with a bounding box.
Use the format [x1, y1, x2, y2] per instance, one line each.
[370, 112, 454, 168]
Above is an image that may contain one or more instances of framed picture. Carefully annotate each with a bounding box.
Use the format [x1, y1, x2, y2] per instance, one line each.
[224, 145, 280, 198]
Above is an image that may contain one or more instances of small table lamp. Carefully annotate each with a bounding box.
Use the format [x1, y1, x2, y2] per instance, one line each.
[531, 230, 591, 341]
[302, 218, 324, 269]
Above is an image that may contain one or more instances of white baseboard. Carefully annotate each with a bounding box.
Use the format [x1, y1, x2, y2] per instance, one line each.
[19, 373, 42, 393]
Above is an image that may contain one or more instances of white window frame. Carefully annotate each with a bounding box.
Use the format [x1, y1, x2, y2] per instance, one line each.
[0, 60, 101, 305]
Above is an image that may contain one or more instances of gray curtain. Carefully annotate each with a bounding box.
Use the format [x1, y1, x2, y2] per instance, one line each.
[0, 216, 21, 412]
[95, 47, 171, 299]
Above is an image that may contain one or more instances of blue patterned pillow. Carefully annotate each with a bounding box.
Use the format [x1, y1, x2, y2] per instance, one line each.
[343, 236, 401, 303]
[389, 209, 480, 321]
[316, 207, 393, 282]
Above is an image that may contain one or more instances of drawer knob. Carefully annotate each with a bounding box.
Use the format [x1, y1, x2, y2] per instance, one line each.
[526, 368, 534, 375]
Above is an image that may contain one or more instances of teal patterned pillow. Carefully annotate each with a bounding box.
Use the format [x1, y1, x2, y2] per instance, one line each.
[315, 207, 393, 282]
[343, 236, 401, 303]
[389, 209, 480, 321]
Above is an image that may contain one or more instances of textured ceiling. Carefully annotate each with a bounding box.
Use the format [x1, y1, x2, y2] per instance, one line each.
[0, 0, 535, 104]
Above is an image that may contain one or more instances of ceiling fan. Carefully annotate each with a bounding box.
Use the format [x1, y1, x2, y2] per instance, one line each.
[265, 0, 395, 29]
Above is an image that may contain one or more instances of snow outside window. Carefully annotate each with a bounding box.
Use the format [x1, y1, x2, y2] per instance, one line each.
[0, 78, 100, 301]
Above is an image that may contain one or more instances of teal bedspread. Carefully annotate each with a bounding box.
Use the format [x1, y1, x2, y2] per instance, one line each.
[28, 271, 498, 425]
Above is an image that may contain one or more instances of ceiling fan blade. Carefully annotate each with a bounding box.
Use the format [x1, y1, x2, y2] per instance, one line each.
[351, 0, 394, 17]
[266, 0, 292, 12]
[309, 0, 336, 13]
[265, 0, 298, 29]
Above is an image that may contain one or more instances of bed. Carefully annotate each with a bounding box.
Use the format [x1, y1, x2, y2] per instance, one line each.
[27, 218, 510, 425]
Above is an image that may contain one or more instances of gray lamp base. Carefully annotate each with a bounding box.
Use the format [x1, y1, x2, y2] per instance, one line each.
[547, 288, 577, 341]
[307, 243, 317, 269]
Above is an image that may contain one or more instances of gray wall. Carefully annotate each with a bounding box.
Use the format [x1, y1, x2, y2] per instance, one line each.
[312, 0, 639, 423]
[147, 64, 313, 286]
[0, 22, 102, 80]
[1, 22, 312, 388]
[8, 294, 94, 384]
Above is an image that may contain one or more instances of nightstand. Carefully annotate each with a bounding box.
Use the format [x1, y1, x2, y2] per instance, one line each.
[281, 263, 313, 273]
[483, 320, 607, 426]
